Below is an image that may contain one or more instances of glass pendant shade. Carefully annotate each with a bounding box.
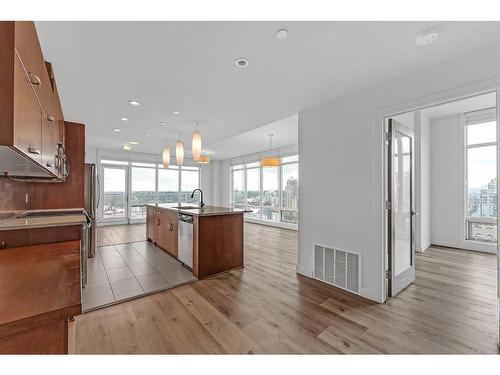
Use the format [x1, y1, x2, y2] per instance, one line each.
[192, 130, 202, 161]
[261, 157, 280, 167]
[197, 155, 210, 164]
[260, 133, 280, 168]
[176, 140, 184, 166]
[162, 145, 170, 168]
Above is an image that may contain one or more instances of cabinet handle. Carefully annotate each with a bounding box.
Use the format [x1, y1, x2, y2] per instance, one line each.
[28, 147, 40, 155]
[46, 115, 55, 122]
[28, 72, 41, 86]
[169, 223, 173, 231]
[46, 161, 54, 168]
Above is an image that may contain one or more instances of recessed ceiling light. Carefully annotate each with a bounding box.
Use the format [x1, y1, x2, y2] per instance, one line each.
[160, 122, 166, 126]
[416, 26, 440, 46]
[129, 141, 139, 145]
[235, 58, 249, 68]
[123, 144, 131, 151]
[276, 28, 288, 40]
[147, 134, 151, 137]
[172, 110, 180, 115]
[113, 128, 121, 132]
[120, 116, 129, 121]
[128, 100, 140, 106]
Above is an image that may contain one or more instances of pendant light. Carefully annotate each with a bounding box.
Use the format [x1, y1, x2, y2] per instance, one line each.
[261, 133, 280, 167]
[197, 155, 210, 164]
[162, 139, 170, 168]
[192, 121, 202, 161]
[176, 132, 184, 166]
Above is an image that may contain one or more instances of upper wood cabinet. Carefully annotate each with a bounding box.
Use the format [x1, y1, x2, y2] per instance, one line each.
[0, 21, 66, 179]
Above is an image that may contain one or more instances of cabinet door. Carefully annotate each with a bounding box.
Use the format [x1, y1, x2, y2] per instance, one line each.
[156, 212, 165, 248]
[14, 22, 43, 99]
[169, 218, 178, 258]
[162, 214, 171, 252]
[146, 207, 154, 241]
[13, 52, 42, 163]
[53, 80, 64, 145]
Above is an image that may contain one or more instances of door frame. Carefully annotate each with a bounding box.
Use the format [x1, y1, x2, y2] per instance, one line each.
[386, 119, 416, 297]
[376, 78, 500, 346]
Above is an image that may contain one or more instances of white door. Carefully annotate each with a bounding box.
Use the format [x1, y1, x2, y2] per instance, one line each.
[387, 118, 416, 297]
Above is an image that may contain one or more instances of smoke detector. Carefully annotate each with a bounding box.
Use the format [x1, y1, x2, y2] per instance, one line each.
[416, 26, 440, 46]
[235, 58, 249, 68]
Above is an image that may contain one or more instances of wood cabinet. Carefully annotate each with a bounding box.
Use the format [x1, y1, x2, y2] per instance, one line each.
[13, 51, 42, 163]
[0, 21, 65, 179]
[146, 206, 179, 258]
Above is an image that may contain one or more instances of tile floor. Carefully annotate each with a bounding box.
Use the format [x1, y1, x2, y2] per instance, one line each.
[83, 241, 197, 311]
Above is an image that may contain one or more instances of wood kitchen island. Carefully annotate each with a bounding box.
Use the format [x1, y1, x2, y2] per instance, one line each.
[146, 204, 249, 279]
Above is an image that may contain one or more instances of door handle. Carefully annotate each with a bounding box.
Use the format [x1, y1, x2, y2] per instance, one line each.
[411, 210, 419, 216]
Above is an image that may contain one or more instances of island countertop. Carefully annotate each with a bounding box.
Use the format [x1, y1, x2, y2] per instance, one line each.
[146, 203, 251, 217]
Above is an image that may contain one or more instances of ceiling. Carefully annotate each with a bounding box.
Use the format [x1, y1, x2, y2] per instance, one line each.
[35, 21, 500, 159]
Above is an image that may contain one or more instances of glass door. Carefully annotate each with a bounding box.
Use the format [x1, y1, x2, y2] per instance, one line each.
[101, 165, 128, 221]
[387, 118, 415, 297]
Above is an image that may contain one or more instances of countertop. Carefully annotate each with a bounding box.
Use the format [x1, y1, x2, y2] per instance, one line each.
[147, 203, 251, 217]
[0, 208, 88, 231]
[0, 240, 82, 335]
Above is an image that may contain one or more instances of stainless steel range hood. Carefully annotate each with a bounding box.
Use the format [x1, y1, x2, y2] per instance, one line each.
[0, 146, 55, 179]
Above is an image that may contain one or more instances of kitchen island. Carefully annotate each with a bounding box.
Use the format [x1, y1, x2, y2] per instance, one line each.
[146, 204, 249, 279]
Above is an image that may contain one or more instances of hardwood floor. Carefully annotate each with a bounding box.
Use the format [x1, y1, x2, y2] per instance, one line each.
[97, 224, 146, 247]
[73, 223, 499, 354]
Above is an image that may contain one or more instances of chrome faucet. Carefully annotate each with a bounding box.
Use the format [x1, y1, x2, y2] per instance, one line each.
[190, 188, 204, 208]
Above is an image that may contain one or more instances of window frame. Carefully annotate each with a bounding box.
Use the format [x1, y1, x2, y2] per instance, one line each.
[463, 110, 497, 244]
[230, 155, 299, 225]
[99, 159, 200, 223]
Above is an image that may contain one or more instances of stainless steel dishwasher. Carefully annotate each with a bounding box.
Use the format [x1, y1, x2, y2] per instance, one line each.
[178, 213, 193, 269]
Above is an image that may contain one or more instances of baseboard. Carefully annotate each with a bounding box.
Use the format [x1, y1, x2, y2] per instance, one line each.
[296, 265, 313, 277]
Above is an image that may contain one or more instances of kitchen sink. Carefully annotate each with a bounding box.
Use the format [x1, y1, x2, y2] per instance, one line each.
[17, 209, 86, 218]
[177, 206, 200, 210]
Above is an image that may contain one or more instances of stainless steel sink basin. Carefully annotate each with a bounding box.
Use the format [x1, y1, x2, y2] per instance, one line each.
[17, 209, 85, 218]
[177, 206, 200, 210]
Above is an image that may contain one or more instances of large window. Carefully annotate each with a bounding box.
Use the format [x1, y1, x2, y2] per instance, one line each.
[130, 163, 156, 219]
[465, 109, 497, 243]
[100, 159, 200, 222]
[231, 155, 299, 225]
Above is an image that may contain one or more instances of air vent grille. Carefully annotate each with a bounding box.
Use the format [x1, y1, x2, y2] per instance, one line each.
[313, 244, 360, 295]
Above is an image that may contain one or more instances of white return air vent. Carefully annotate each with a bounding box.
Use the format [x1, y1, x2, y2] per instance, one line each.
[314, 244, 360, 294]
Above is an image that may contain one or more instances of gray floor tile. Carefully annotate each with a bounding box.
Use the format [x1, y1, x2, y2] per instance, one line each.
[136, 273, 169, 293]
[98, 245, 117, 253]
[121, 254, 147, 265]
[101, 256, 128, 270]
[128, 262, 157, 276]
[106, 266, 135, 282]
[82, 283, 115, 310]
[110, 278, 144, 301]
[87, 256, 105, 273]
[149, 258, 180, 272]
[159, 267, 196, 285]
[86, 269, 109, 287]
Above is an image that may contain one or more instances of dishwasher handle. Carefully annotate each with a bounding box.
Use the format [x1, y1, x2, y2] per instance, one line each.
[178, 214, 193, 224]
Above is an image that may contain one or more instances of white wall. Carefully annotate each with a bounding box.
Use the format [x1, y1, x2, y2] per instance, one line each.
[418, 113, 432, 252]
[298, 43, 500, 303]
[429, 115, 462, 248]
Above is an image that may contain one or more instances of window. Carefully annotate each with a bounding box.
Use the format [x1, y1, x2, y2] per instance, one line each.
[158, 166, 179, 203]
[130, 164, 156, 219]
[102, 166, 127, 219]
[99, 158, 200, 222]
[262, 167, 280, 221]
[465, 109, 497, 243]
[231, 155, 299, 225]
[181, 167, 200, 203]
